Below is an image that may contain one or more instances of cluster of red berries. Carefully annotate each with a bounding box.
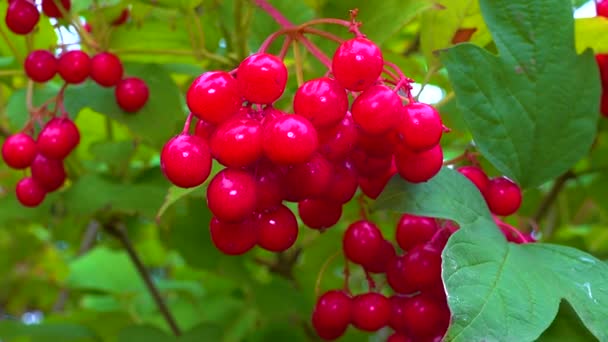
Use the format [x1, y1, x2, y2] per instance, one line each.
[596, 0, 608, 116]
[2, 116, 79, 207]
[160, 35, 446, 255]
[313, 215, 453, 341]
[2, 0, 149, 208]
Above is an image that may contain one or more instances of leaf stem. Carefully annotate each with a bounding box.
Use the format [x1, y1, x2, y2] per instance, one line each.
[314, 250, 340, 298]
[104, 222, 182, 337]
[0, 26, 22, 63]
[292, 42, 304, 86]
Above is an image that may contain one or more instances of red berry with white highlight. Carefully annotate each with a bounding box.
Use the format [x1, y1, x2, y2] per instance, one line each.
[237, 53, 287, 104]
[332, 37, 383, 91]
[187, 71, 241, 124]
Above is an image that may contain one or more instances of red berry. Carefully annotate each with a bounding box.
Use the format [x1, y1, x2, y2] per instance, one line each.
[312, 290, 352, 340]
[596, 54, 608, 86]
[457, 165, 490, 194]
[210, 216, 257, 255]
[332, 37, 383, 91]
[2, 133, 37, 169]
[210, 117, 263, 167]
[597, 0, 608, 17]
[396, 214, 439, 251]
[386, 246, 442, 294]
[351, 85, 401, 135]
[356, 129, 397, 157]
[15, 177, 46, 207]
[57, 50, 90, 84]
[237, 53, 287, 104]
[41, 0, 71, 18]
[293, 77, 348, 128]
[194, 118, 216, 142]
[398, 103, 443, 151]
[358, 161, 397, 199]
[37, 117, 80, 160]
[111, 8, 129, 26]
[323, 159, 358, 204]
[115, 77, 149, 113]
[395, 144, 443, 183]
[90, 52, 124, 87]
[263, 114, 318, 165]
[389, 295, 409, 332]
[484, 176, 522, 216]
[317, 112, 358, 161]
[283, 153, 332, 201]
[352, 149, 393, 178]
[24, 50, 57, 83]
[364, 239, 396, 274]
[400, 294, 450, 338]
[387, 333, 413, 342]
[343, 220, 384, 266]
[602, 90, 608, 117]
[82, 21, 91, 33]
[30, 154, 66, 192]
[252, 159, 285, 211]
[298, 198, 343, 230]
[207, 169, 257, 222]
[256, 204, 298, 252]
[351, 292, 391, 331]
[160, 134, 212, 188]
[5, 0, 40, 35]
[187, 71, 241, 124]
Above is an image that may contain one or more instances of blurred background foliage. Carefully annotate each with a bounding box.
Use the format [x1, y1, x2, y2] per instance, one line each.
[0, 0, 606, 341]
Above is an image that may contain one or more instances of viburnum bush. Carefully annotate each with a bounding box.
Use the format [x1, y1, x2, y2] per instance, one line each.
[0, 0, 608, 341]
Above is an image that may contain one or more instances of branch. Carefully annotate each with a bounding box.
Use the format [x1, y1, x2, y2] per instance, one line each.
[531, 170, 575, 225]
[104, 222, 182, 337]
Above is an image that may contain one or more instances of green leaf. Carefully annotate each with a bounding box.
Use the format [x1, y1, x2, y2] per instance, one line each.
[63, 63, 185, 148]
[67, 246, 146, 293]
[0, 321, 99, 342]
[441, 0, 600, 188]
[117, 325, 171, 342]
[575, 17, 608, 54]
[6, 83, 62, 130]
[376, 168, 608, 341]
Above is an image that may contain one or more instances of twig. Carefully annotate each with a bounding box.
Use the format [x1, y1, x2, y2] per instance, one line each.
[531, 171, 575, 225]
[104, 222, 182, 336]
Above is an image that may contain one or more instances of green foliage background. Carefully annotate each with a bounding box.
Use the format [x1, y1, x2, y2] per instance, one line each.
[0, 0, 608, 341]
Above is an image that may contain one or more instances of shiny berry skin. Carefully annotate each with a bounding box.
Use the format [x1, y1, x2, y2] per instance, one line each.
[343, 220, 384, 266]
[311, 290, 352, 340]
[210, 117, 263, 167]
[263, 114, 318, 165]
[332, 37, 383, 91]
[597, 0, 608, 17]
[90, 52, 124, 87]
[389, 295, 409, 332]
[5, 0, 40, 35]
[15, 177, 46, 207]
[256, 204, 298, 252]
[41, 0, 71, 18]
[115, 77, 149, 113]
[484, 176, 522, 216]
[2, 133, 37, 169]
[298, 198, 343, 230]
[37, 117, 80, 160]
[398, 102, 443, 151]
[187, 71, 241, 124]
[351, 85, 402, 134]
[160, 134, 212, 188]
[317, 112, 358, 161]
[30, 154, 66, 192]
[111, 8, 129, 26]
[351, 292, 391, 331]
[396, 214, 439, 251]
[293, 77, 348, 128]
[457, 165, 490, 194]
[283, 153, 332, 201]
[24, 50, 57, 82]
[358, 161, 397, 199]
[57, 50, 90, 84]
[323, 160, 358, 204]
[395, 144, 443, 183]
[387, 246, 442, 294]
[364, 239, 396, 273]
[237, 53, 287, 104]
[210, 216, 257, 255]
[253, 160, 284, 211]
[400, 294, 450, 338]
[194, 118, 216, 142]
[207, 169, 257, 222]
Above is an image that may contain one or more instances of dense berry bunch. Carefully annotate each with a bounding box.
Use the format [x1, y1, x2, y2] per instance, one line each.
[2, 1, 149, 208]
[596, 0, 608, 116]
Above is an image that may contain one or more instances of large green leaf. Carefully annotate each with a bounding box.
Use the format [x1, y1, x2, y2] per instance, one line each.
[441, 0, 600, 189]
[0, 321, 99, 342]
[376, 168, 608, 341]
